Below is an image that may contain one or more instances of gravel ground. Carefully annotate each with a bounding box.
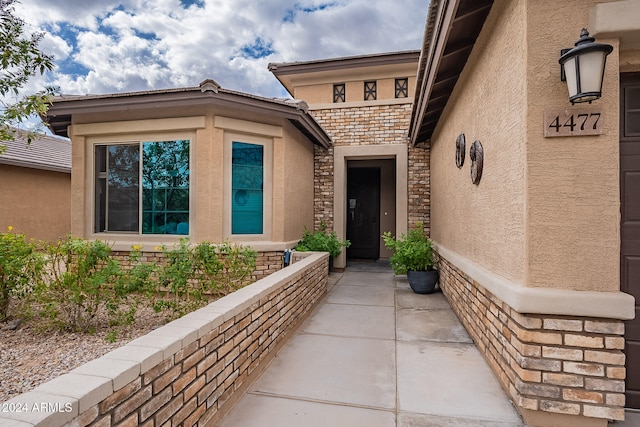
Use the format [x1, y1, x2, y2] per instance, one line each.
[0, 308, 168, 403]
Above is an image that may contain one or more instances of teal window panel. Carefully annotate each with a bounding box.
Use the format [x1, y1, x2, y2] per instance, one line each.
[232, 141, 263, 234]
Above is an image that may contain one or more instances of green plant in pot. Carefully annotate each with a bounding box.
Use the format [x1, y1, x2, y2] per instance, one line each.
[382, 222, 439, 294]
[294, 222, 350, 270]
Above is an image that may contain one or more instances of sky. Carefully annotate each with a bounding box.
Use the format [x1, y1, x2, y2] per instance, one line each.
[15, 0, 428, 100]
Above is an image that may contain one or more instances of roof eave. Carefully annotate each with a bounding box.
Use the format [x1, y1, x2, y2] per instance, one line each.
[268, 50, 422, 77]
[0, 157, 71, 174]
[44, 87, 332, 148]
[409, 0, 494, 146]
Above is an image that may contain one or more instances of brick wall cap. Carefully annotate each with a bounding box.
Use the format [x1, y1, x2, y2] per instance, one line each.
[70, 357, 140, 391]
[127, 334, 183, 361]
[0, 391, 78, 425]
[34, 373, 113, 413]
[146, 325, 199, 348]
[101, 345, 164, 374]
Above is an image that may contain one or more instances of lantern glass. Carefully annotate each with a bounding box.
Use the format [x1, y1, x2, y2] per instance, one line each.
[563, 56, 578, 98]
[578, 50, 608, 96]
[559, 29, 613, 104]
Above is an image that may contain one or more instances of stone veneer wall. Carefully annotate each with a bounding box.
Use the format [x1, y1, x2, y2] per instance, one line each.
[314, 144, 334, 230]
[311, 103, 430, 232]
[111, 250, 285, 281]
[408, 141, 430, 234]
[436, 253, 626, 423]
[0, 252, 328, 427]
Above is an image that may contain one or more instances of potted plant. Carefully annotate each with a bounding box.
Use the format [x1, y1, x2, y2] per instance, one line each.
[294, 222, 350, 270]
[382, 222, 439, 294]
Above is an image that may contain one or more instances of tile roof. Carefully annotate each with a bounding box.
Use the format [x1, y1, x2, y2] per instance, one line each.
[44, 79, 332, 148]
[0, 130, 71, 173]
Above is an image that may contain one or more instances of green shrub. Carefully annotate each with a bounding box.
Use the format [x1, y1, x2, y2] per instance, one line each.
[194, 240, 257, 295]
[34, 237, 150, 332]
[0, 226, 43, 321]
[2, 232, 258, 334]
[382, 222, 433, 275]
[294, 222, 350, 258]
[154, 239, 257, 318]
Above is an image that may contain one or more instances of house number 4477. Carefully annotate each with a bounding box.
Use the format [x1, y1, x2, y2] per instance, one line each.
[544, 110, 603, 138]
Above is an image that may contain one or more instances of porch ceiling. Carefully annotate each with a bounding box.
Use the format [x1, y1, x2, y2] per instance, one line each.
[409, 0, 494, 145]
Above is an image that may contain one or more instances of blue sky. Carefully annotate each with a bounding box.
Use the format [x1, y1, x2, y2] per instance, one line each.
[16, 0, 427, 99]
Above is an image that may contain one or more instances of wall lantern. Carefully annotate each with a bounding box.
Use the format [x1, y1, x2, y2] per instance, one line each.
[559, 29, 613, 104]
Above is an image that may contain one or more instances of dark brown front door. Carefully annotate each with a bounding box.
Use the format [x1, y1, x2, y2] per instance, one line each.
[346, 167, 380, 260]
[621, 73, 640, 409]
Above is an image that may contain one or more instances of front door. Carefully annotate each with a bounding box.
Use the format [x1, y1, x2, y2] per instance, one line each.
[346, 167, 380, 259]
[621, 73, 640, 409]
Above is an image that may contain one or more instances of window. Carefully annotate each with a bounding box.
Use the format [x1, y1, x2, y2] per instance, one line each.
[333, 83, 345, 103]
[395, 78, 408, 98]
[364, 81, 377, 101]
[94, 140, 190, 235]
[232, 141, 263, 234]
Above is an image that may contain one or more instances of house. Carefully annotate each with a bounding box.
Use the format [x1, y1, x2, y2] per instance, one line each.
[269, 0, 640, 426]
[407, 0, 639, 426]
[44, 80, 330, 277]
[42, 0, 640, 424]
[0, 131, 71, 241]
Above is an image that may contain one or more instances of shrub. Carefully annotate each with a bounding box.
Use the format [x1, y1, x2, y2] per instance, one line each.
[295, 222, 350, 258]
[0, 226, 43, 321]
[154, 239, 257, 318]
[33, 237, 151, 332]
[194, 240, 257, 295]
[382, 222, 433, 275]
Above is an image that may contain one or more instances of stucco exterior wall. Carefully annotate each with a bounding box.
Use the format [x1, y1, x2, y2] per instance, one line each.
[0, 165, 71, 242]
[280, 122, 315, 242]
[525, 0, 620, 291]
[430, 0, 527, 284]
[292, 72, 417, 106]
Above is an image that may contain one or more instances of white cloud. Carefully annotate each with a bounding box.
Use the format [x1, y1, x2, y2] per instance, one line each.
[14, 0, 428, 97]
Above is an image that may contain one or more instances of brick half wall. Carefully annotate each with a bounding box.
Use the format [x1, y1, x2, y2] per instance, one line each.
[436, 252, 626, 426]
[111, 250, 286, 282]
[0, 252, 329, 427]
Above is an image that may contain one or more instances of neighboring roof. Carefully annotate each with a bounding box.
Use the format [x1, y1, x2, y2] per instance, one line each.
[43, 79, 332, 149]
[409, 0, 494, 145]
[0, 130, 71, 173]
[269, 50, 421, 96]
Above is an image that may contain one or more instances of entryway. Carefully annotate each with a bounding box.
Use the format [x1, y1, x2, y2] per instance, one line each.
[621, 72, 640, 409]
[346, 160, 396, 261]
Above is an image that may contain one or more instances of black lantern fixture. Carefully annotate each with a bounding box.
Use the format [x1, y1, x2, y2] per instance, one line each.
[559, 28, 613, 104]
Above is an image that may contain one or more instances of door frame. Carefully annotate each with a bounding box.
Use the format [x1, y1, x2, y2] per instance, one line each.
[621, 72, 640, 409]
[333, 144, 408, 269]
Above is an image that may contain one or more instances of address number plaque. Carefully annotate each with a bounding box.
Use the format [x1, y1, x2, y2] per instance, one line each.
[544, 109, 604, 138]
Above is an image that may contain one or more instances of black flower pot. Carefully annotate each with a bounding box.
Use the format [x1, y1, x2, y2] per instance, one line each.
[407, 269, 439, 294]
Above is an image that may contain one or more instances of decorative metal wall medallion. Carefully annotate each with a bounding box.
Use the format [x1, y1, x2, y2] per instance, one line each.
[455, 133, 465, 168]
[470, 140, 483, 185]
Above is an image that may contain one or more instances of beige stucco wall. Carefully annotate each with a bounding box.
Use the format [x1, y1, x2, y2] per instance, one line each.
[430, 0, 528, 285]
[432, 0, 632, 292]
[281, 122, 315, 242]
[525, 0, 620, 291]
[293, 71, 417, 106]
[0, 165, 71, 242]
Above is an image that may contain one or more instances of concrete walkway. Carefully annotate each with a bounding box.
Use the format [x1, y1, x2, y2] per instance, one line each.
[218, 262, 527, 426]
